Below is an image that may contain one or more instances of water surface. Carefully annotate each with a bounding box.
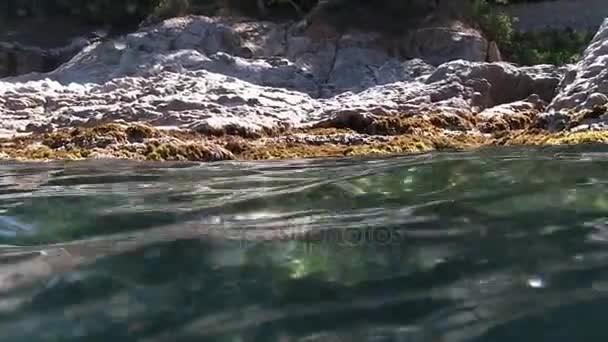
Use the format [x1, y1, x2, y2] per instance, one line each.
[1, 146, 608, 341]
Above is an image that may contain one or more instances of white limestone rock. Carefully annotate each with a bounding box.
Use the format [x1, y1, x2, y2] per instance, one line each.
[548, 19, 608, 113]
[0, 15, 574, 137]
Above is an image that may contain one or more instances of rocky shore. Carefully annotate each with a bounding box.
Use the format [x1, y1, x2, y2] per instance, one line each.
[1, 15, 608, 162]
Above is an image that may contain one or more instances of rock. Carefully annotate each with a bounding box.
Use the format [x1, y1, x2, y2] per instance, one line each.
[426, 61, 565, 105]
[476, 95, 547, 120]
[0, 15, 573, 139]
[286, 34, 337, 91]
[315, 60, 564, 129]
[324, 33, 394, 95]
[5, 16, 441, 98]
[519, 64, 568, 103]
[233, 21, 289, 58]
[0, 37, 91, 78]
[0, 69, 321, 136]
[476, 94, 546, 132]
[401, 23, 488, 66]
[585, 92, 608, 108]
[487, 41, 502, 62]
[548, 18, 608, 114]
[401, 58, 437, 81]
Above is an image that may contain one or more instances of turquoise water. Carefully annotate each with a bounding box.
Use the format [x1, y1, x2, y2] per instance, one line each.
[1, 146, 608, 341]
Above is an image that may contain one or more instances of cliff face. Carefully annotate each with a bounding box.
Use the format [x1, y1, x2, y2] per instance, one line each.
[543, 19, 608, 129]
[0, 0, 473, 78]
[0, 15, 538, 135]
[0, 12, 607, 161]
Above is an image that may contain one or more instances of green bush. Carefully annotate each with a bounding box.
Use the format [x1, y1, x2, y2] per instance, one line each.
[470, 0, 592, 66]
[472, 0, 515, 45]
[503, 29, 594, 65]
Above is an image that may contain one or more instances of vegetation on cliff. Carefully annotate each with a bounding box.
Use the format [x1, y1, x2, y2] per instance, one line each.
[472, 0, 594, 65]
[504, 29, 594, 65]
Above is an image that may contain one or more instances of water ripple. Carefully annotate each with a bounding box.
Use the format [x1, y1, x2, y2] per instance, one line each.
[0, 146, 608, 341]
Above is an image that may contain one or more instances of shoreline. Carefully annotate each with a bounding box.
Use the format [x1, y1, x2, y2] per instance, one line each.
[2, 111, 608, 163]
[2, 15, 608, 162]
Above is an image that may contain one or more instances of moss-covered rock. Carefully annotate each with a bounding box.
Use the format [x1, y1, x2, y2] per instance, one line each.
[42, 123, 129, 149]
[498, 130, 608, 146]
[143, 140, 234, 161]
[5, 108, 608, 163]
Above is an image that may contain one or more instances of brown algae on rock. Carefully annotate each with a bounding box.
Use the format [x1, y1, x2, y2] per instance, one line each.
[4, 111, 608, 162]
[236, 129, 490, 160]
[42, 123, 129, 149]
[477, 111, 539, 133]
[0, 123, 234, 162]
[314, 112, 478, 136]
[498, 129, 608, 146]
[143, 141, 234, 162]
[565, 105, 608, 129]
[0, 145, 93, 161]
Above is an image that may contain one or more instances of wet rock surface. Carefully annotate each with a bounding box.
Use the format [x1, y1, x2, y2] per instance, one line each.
[1, 15, 608, 161]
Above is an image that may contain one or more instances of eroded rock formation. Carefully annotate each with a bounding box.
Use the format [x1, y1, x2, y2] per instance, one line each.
[0, 15, 607, 161]
[545, 19, 608, 130]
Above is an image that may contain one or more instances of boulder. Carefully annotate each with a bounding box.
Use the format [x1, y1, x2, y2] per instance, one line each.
[426, 61, 565, 105]
[324, 33, 400, 96]
[476, 94, 546, 132]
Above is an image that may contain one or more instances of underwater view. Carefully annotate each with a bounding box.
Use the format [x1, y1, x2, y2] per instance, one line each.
[1, 146, 608, 341]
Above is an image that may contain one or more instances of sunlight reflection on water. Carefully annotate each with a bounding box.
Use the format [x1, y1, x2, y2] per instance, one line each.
[0, 147, 608, 340]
